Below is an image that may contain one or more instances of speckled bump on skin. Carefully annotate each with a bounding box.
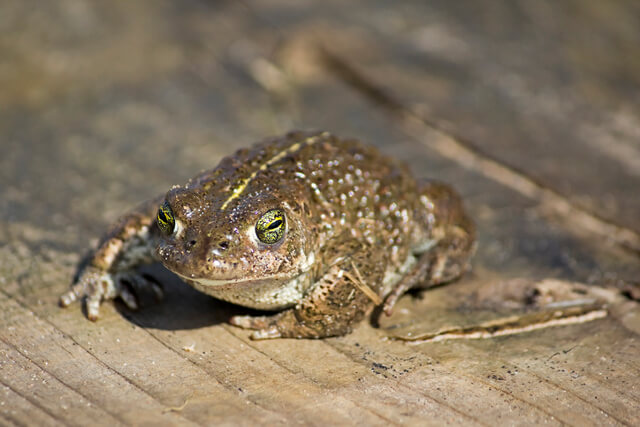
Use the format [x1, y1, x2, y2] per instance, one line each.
[60, 130, 475, 339]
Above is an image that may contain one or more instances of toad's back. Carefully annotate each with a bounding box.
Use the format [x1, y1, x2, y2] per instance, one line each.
[191, 130, 425, 261]
[179, 131, 450, 300]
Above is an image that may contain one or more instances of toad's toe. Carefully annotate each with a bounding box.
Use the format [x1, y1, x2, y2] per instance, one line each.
[251, 326, 282, 340]
[230, 314, 272, 330]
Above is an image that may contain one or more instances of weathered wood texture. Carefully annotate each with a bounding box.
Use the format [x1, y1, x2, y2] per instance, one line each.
[1, 1, 639, 425]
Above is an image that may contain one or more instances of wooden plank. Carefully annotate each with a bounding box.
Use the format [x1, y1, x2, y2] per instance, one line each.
[249, 0, 640, 237]
[0, 336, 115, 426]
[0, 0, 639, 425]
[0, 287, 198, 425]
[0, 380, 64, 427]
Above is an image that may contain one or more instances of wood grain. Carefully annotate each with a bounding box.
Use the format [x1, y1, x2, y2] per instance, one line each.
[1, 0, 638, 425]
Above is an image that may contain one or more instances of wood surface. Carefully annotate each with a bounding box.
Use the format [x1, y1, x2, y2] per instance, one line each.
[1, 1, 639, 425]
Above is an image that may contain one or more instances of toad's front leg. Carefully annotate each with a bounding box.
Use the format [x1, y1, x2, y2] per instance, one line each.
[59, 197, 164, 320]
[231, 255, 385, 339]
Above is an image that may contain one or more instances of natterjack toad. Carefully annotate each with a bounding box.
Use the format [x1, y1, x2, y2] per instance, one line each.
[60, 131, 475, 339]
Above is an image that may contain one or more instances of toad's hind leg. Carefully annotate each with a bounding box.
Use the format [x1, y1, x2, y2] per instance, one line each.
[383, 181, 475, 315]
[231, 252, 385, 339]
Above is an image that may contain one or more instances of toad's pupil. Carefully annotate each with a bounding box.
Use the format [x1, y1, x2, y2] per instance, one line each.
[268, 220, 282, 230]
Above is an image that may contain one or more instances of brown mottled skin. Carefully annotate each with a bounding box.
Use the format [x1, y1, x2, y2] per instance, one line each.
[60, 131, 475, 339]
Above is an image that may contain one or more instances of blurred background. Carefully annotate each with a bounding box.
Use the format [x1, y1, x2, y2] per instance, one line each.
[2, 1, 640, 237]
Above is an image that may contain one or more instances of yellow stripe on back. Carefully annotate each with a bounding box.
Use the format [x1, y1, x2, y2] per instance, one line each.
[220, 132, 330, 210]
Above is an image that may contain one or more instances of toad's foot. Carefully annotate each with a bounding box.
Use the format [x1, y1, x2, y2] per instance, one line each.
[59, 266, 163, 320]
[229, 258, 379, 339]
[230, 314, 285, 339]
[230, 311, 328, 340]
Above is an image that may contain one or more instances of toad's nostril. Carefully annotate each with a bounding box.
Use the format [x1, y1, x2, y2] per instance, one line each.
[218, 241, 229, 250]
[187, 239, 197, 249]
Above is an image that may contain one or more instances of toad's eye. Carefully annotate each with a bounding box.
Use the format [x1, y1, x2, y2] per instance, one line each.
[255, 208, 286, 245]
[157, 201, 175, 235]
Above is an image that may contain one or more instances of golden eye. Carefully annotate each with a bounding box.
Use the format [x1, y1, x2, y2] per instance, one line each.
[255, 208, 286, 244]
[157, 201, 175, 235]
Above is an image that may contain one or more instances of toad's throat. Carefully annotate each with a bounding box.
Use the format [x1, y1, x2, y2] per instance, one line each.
[174, 270, 310, 310]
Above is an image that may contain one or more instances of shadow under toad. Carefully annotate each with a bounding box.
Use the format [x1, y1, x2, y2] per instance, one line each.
[114, 263, 255, 331]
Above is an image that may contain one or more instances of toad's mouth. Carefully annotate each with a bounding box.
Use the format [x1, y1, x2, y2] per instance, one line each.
[173, 271, 250, 287]
[170, 253, 317, 289]
[173, 271, 298, 288]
